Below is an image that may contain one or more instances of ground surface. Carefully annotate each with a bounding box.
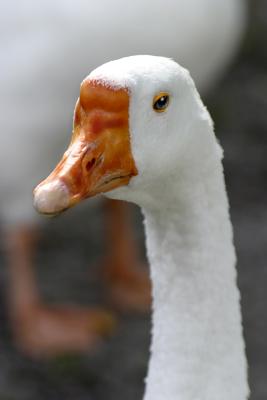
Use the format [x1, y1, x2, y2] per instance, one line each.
[0, 1, 266, 399]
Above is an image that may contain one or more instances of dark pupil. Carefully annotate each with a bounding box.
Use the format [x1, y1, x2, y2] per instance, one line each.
[154, 96, 168, 110]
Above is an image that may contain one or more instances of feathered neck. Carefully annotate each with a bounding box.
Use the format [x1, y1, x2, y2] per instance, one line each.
[141, 146, 249, 400]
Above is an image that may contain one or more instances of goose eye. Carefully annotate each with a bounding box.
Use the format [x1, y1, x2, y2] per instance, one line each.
[153, 92, 170, 112]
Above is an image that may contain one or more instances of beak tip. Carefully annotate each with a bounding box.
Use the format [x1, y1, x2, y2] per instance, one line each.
[33, 180, 70, 215]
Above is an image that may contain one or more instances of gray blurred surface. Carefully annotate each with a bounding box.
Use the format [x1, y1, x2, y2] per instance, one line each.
[0, 1, 266, 399]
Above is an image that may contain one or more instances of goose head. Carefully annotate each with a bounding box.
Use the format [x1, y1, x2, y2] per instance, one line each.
[34, 55, 217, 213]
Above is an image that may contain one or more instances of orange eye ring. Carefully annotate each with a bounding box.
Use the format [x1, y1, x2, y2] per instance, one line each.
[153, 92, 170, 113]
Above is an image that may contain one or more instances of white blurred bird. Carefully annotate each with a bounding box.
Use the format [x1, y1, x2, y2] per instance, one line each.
[0, 0, 247, 357]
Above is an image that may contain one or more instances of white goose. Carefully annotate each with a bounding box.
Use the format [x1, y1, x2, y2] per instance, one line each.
[1, 0, 247, 356]
[34, 55, 249, 399]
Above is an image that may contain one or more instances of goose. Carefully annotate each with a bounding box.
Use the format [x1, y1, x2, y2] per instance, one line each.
[1, 0, 247, 356]
[34, 55, 249, 399]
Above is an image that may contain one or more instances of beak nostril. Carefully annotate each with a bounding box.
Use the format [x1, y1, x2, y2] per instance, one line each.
[86, 158, 96, 172]
[85, 155, 103, 172]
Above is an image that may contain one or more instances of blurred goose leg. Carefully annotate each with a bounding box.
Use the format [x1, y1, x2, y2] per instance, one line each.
[4, 225, 115, 358]
[103, 200, 151, 313]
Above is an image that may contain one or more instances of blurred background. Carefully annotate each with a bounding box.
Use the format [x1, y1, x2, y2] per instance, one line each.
[0, 0, 266, 399]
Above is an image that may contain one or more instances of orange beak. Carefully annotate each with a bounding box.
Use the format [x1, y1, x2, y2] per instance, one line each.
[33, 81, 137, 215]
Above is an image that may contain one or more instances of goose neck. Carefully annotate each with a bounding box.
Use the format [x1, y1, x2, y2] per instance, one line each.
[142, 164, 249, 400]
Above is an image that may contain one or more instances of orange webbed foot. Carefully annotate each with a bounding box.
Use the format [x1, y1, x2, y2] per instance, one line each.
[11, 304, 116, 359]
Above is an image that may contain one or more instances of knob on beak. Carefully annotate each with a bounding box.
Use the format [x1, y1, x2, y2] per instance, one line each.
[33, 180, 70, 215]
